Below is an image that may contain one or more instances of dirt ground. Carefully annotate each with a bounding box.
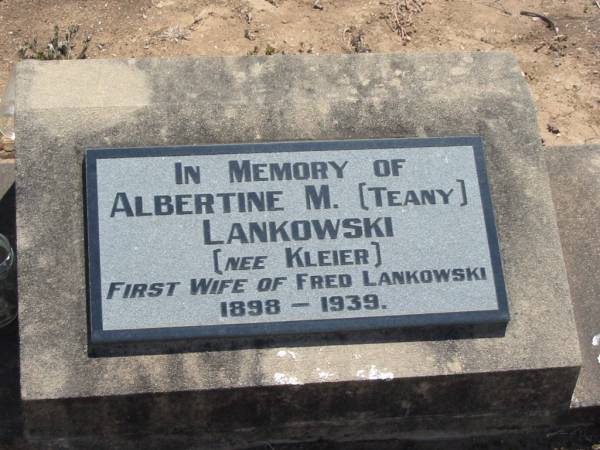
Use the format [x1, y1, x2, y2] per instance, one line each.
[0, 0, 599, 146]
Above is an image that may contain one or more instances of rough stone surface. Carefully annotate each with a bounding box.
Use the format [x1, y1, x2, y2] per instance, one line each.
[0, 159, 14, 200]
[546, 145, 600, 409]
[15, 53, 581, 442]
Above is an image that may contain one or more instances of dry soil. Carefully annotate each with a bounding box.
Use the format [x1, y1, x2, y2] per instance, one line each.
[0, 0, 599, 145]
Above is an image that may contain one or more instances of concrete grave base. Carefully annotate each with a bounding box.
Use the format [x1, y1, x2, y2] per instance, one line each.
[15, 53, 580, 445]
[546, 145, 600, 411]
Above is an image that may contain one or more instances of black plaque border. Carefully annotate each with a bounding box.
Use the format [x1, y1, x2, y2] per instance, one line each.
[85, 137, 509, 352]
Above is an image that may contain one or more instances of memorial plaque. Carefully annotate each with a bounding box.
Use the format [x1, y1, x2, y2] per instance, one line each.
[85, 137, 508, 350]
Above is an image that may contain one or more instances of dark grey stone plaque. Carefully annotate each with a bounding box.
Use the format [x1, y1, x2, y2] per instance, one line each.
[85, 137, 508, 351]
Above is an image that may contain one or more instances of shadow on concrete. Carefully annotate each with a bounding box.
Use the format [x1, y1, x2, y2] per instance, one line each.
[0, 183, 22, 446]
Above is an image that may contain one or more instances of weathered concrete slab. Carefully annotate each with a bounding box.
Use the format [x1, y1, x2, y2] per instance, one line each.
[0, 159, 14, 200]
[546, 145, 600, 410]
[15, 53, 580, 444]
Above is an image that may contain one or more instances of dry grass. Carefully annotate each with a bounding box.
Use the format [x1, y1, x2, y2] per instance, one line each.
[384, 0, 426, 43]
